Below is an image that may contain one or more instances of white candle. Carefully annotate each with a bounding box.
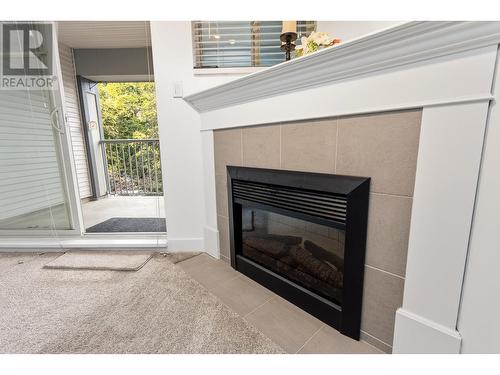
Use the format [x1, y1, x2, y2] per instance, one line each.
[282, 21, 297, 34]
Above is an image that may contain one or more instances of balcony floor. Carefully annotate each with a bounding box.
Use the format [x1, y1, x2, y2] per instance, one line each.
[82, 196, 165, 231]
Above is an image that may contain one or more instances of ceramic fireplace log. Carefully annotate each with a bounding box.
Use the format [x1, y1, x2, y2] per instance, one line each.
[290, 245, 343, 288]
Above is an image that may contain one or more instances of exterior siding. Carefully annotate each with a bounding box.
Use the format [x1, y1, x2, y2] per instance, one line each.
[0, 89, 66, 220]
[59, 42, 92, 199]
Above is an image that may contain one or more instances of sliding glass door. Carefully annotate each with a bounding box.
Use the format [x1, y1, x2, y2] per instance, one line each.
[0, 22, 81, 235]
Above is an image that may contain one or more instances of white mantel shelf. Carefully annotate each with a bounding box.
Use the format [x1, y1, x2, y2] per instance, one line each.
[184, 21, 500, 114]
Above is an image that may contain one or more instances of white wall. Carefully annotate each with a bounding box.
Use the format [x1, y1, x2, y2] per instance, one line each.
[150, 21, 246, 252]
[457, 50, 500, 353]
[317, 21, 402, 42]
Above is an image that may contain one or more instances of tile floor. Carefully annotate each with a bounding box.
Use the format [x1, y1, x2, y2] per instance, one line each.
[82, 196, 165, 229]
[177, 253, 383, 354]
[0, 196, 166, 231]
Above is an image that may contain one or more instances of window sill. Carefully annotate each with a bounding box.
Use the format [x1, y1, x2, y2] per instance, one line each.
[193, 67, 268, 76]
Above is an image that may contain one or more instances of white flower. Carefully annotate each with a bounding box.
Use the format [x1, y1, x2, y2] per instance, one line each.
[300, 36, 310, 53]
[311, 31, 332, 46]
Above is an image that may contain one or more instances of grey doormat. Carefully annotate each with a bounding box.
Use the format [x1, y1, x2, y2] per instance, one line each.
[86, 217, 166, 233]
[0, 252, 284, 353]
[43, 251, 153, 271]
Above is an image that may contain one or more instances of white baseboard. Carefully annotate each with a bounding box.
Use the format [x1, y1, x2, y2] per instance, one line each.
[393, 308, 462, 353]
[165, 237, 204, 252]
[0, 235, 168, 251]
[203, 225, 219, 259]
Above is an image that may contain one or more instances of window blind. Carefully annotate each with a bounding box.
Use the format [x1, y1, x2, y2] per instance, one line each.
[192, 21, 316, 69]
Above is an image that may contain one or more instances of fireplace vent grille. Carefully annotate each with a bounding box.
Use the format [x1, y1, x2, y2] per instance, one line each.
[232, 179, 347, 224]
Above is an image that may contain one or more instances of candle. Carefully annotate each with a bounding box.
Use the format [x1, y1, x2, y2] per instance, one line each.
[282, 21, 297, 34]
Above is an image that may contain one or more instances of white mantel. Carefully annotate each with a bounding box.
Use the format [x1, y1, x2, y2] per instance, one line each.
[184, 21, 500, 353]
[185, 21, 499, 124]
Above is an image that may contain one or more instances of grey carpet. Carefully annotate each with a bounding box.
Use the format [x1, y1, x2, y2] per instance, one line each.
[43, 251, 153, 271]
[86, 217, 166, 233]
[0, 252, 284, 354]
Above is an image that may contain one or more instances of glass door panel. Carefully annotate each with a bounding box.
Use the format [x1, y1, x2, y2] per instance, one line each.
[0, 22, 76, 232]
[0, 88, 72, 230]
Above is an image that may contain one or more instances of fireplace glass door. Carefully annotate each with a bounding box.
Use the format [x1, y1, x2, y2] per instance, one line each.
[241, 206, 345, 305]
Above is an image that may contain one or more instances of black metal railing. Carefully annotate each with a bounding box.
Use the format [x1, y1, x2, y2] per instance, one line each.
[100, 139, 163, 196]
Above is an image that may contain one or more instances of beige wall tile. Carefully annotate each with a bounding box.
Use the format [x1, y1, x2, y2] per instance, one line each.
[214, 128, 243, 179]
[281, 120, 337, 173]
[361, 266, 404, 346]
[242, 124, 281, 169]
[215, 174, 229, 218]
[212, 112, 419, 349]
[366, 193, 413, 277]
[217, 215, 230, 259]
[336, 110, 421, 196]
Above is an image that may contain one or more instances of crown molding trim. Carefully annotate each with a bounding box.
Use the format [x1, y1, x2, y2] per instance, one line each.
[184, 21, 500, 113]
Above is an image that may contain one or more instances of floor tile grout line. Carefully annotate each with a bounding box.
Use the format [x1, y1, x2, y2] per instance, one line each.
[240, 128, 244, 164]
[295, 325, 324, 354]
[242, 295, 275, 318]
[360, 338, 388, 354]
[279, 124, 282, 168]
[365, 264, 405, 280]
[360, 330, 393, 352]
[209, 273, 241, 291]
[370, 191, 413, 198]
[334, 119, 339, 173]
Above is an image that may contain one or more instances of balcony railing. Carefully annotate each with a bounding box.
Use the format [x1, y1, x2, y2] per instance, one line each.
[100, 139, 163, 196]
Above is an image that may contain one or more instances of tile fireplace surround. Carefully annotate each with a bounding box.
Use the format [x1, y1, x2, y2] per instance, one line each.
[213, 110, 422, 352]
[183, 22, 500, 353]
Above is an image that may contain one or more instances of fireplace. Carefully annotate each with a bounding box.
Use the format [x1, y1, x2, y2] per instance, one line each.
[227, 166, 370, 340]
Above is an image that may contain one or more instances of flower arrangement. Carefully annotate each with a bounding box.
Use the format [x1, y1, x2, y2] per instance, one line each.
[295, 31, 341, 57]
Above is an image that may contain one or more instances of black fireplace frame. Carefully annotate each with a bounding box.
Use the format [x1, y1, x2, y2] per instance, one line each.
[227, 166, 370, 340]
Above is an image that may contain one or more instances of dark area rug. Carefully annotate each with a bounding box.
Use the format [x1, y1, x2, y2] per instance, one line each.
[86, 217, 166, 233]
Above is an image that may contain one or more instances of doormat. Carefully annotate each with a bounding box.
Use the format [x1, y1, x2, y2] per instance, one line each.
[43, 251, 153, 271]
[86, 217, 166, 233]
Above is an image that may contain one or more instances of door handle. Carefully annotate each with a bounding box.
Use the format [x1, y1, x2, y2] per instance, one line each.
[50, 107, 65, 134]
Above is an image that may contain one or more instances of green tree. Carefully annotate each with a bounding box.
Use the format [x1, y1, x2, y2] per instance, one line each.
[97, 82, 158, 139]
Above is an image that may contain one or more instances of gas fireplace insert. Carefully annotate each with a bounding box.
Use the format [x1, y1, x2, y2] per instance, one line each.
[227, 166, 370, 340]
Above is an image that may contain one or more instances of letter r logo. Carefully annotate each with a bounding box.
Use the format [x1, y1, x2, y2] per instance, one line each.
[2, 23, 52, 76]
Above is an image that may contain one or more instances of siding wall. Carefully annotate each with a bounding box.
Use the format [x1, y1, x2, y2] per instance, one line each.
[0, 89, 67, 221]
[59, 42, 92, 199]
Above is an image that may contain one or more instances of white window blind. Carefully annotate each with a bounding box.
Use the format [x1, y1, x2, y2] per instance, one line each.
[192, 21, 316, 69]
